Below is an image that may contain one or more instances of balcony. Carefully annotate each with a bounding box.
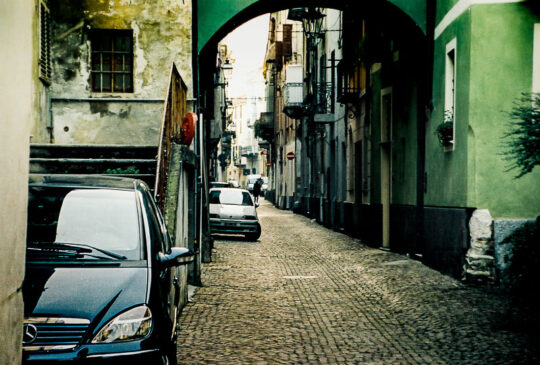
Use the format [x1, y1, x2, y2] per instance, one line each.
[313, 82, 335, 123]
[259, 112, 274, 142]
[283, 64, 304, 119]
[337, 60, 366, 104]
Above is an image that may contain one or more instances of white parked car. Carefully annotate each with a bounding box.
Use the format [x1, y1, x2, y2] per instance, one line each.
[246, 174, 262, 193]
[261, 177, 268, 196]
[209, 188, 261, 241]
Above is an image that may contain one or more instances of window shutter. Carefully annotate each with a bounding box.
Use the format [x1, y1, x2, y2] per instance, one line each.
[39, 0, 52, 83]
[283, 24, 292, 61]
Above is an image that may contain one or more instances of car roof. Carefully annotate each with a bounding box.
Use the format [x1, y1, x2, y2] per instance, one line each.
[209, 187, 249, 193]
[29, 174, 142, 190]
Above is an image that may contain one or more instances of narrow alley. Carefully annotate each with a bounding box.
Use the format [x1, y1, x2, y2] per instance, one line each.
[176, 201, 538, 364]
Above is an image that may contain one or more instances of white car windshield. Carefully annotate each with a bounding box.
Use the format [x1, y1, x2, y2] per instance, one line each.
[210, 190, 253, 206]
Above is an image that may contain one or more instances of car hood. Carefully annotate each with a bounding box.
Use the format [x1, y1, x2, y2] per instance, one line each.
[23, 265, 148, 324]
[210, 204, 256, 218]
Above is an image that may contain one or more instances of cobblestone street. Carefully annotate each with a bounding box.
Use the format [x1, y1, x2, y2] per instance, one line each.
[176, 200, 538, 364]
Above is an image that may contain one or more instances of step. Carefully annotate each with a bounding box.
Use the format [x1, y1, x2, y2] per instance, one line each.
[30, 144, 158, 160]
[30, 158, 157, 175]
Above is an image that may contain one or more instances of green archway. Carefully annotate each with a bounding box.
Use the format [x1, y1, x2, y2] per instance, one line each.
[197, 0, 427, 54]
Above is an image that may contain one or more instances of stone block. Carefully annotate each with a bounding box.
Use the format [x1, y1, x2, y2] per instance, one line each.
[469, 209, 493, 241]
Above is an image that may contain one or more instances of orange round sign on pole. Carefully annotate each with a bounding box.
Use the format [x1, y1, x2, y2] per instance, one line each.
[266, 161, 271, 167]
[180, 112, 197, 146]
[286, 152, 295, 160]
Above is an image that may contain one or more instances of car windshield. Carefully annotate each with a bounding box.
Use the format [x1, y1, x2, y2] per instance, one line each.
[27, 187, 142, 261]
[209, 190, 253, 206]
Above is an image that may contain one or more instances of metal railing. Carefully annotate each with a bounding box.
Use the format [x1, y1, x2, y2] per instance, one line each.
[314, 82, 334, 114]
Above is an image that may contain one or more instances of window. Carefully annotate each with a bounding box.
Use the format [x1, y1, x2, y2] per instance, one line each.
[444, 38, 457, 151]
[39, 0, 52, 83]
[209, 190, 254, 206]
[533, 24, 540, 93]
[90, 30, 133, 93]
[27, 187, 142, 260]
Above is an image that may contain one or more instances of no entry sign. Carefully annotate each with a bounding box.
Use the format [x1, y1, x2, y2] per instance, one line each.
[286, 152, 295, 160]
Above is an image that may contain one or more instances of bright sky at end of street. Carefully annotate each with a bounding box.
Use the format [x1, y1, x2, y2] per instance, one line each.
[222, 14, 270, 99]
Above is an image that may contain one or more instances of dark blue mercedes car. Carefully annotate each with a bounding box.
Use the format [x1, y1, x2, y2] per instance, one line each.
[23, 175, 193, 364]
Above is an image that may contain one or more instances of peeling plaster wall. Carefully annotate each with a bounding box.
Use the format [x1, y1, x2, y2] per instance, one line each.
[0, 0, 34, 363]
[49, 0, 193, 145]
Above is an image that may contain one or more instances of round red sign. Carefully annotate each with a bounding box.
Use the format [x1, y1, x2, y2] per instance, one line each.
[286, 152, 295, 160]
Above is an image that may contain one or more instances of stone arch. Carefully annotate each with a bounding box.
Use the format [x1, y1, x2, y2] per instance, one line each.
[197, 0, 427, 56]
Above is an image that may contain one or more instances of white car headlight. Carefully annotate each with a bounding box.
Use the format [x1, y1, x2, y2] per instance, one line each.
[91, 305, 152, 343]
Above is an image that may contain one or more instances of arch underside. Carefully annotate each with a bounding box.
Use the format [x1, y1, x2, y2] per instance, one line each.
[197, 0, 426, 54]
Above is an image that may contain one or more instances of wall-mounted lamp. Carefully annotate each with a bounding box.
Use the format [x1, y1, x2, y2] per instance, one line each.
[221, 59, 233, 80]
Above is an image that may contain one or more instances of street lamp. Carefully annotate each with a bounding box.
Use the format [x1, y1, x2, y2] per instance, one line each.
[221, 59, 233, 80]
[287, 7, 325, 39]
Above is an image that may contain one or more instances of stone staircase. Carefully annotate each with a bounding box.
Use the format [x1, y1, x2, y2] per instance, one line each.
[30, 144, 158, 188]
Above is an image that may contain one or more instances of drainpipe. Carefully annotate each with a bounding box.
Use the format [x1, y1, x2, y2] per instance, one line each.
[48, 92, 54, 143]
[415, 0, 436, 257]
[192, 0, 201, 285]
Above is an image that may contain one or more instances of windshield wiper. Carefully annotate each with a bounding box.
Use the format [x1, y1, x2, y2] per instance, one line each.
[28, 242, 126, 260]
[57, 243, 127, 260]
[27, 243, 90, 258]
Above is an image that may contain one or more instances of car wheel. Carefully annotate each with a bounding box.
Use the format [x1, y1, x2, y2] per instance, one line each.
[162, 332, 178, 365]
[245, 223, 261, 241]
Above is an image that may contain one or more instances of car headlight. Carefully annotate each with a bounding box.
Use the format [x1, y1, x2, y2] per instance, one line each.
[91, 305, 152, 343]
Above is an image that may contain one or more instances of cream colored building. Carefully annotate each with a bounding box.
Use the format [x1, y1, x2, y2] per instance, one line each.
[0, 0, 35, 362]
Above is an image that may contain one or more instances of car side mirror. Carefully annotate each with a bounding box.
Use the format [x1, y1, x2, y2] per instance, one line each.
[159, 247, 194, 267]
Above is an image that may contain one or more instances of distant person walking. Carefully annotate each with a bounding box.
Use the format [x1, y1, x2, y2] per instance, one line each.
[253, 178, 262, 203]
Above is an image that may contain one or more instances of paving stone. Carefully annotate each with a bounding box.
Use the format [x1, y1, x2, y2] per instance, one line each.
[176, 200, 539, 364]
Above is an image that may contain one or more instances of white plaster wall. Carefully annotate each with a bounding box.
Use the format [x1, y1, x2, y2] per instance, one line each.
[0, 0, 34, 362]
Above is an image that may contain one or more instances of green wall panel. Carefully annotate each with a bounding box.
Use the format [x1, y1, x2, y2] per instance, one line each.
[198, 0, 257, 53]
[426, 9, 471, 209]
[468, 4, 540, 218]
[429, 1, 540, 219]
[387, 0, 426, 34]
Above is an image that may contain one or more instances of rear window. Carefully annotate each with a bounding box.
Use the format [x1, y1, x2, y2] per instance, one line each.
[209, 190, 253, 206]
[27, 187, 142, 260]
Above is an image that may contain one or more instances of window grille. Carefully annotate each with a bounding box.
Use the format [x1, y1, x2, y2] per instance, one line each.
[39, 0, 52, 83]
[90, 30, 133, 93]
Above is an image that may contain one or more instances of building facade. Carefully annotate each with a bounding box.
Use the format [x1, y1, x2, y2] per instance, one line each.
[43, 0, 193, 145]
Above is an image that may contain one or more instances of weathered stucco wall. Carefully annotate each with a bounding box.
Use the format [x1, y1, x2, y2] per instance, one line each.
[49, 0, 193, 145]
[52, 100, 163, 144]
[0, 0, 34, 363]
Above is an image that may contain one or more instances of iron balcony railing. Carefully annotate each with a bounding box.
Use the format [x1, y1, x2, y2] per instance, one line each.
[314, 82, 335, 115]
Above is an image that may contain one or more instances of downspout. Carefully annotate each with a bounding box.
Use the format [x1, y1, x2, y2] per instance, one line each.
[48, 92, 54, 143]
[192, 0, 201, 285]
[415, 0, 436, 257]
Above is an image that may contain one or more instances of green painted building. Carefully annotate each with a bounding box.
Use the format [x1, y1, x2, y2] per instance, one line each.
[429, 1, 540, 281]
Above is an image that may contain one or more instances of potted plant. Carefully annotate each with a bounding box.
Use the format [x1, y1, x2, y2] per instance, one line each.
[435, 109, 454, 146]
